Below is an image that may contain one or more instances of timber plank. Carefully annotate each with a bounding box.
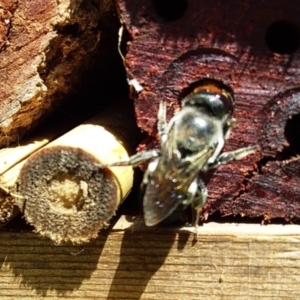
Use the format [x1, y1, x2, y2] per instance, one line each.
[1, 216, 300, 299]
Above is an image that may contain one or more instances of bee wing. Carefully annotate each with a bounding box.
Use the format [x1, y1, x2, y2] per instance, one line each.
[143, 145, 215, 226]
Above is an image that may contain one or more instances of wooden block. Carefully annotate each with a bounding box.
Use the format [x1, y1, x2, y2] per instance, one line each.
[116, 0, 300, 221]
[1, 216, 300, 299]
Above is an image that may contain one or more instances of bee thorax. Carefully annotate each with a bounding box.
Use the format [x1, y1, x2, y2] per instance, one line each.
[176, 108, 222, 153]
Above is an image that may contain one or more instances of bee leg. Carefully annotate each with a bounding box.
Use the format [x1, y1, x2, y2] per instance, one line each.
[207, 118, 239, 165]
[223, 117, 237, 140]
[97, 149, 160, 168]
[191, 179, 208, 240]
[140, 159, 158, 188]
[207, 138, 224, 165]
[138, 165, 154, 215]
[208, 145, 260, 169]
[157, 99, 168, 143]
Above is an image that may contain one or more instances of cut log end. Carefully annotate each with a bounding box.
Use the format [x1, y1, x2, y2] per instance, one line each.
[16, 146, 120, 244]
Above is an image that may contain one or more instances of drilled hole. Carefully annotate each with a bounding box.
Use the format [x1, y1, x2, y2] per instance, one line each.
[265, 20, 300, 54]
[153, 0, 187, 22]
[285, 114, 300, 154]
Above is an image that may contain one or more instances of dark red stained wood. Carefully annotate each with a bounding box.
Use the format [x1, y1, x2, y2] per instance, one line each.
[116, 0, 300, 221]
[237, 158, 300, 221]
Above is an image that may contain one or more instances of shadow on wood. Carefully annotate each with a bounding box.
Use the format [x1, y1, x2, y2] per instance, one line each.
[106, 215, 180, 299]
[1, 216, 300, 299]
[0, 232, 107, 297]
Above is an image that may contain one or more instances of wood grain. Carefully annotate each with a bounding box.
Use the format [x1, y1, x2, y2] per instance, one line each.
[1, 216, 300, 299]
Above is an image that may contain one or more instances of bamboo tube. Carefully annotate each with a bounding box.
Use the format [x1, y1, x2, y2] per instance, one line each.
[0, 164, 23, 227]
[0, 134, 58, 228]
[0, 136, 51, 175]
[1, 104, 136, 243]
[0, 164, 21, 227]
[0, 192, 18, 227]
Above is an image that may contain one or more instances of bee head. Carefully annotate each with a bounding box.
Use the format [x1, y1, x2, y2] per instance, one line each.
[182, 82, 234, 119]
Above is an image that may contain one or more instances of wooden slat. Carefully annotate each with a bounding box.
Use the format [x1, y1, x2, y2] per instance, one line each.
[1, 216, 300, 299]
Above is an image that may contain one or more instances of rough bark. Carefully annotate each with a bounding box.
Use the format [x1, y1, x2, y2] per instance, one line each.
[0, 0, 110, 146]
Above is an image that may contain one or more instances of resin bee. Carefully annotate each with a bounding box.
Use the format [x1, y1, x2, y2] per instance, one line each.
[100, 80, 259, 230]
